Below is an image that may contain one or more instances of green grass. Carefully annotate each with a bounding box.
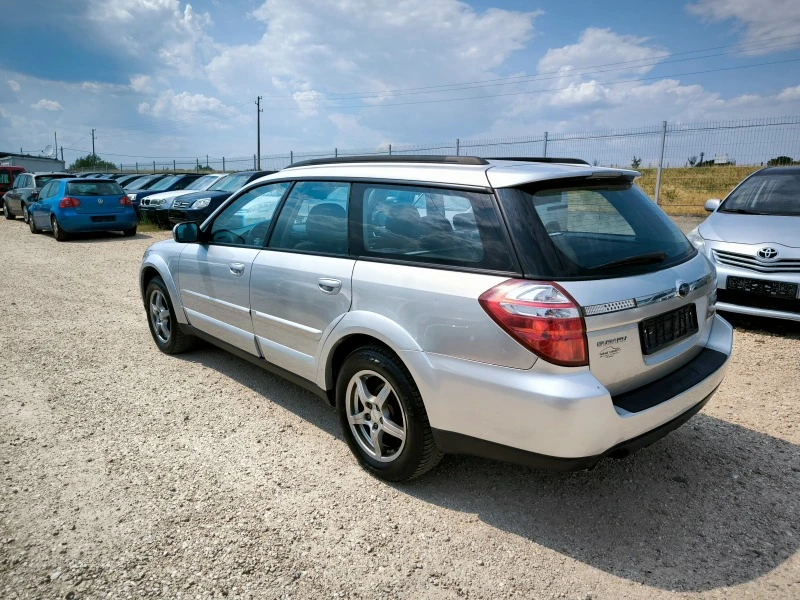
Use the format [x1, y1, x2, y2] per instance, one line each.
[636, 165, 760, 215]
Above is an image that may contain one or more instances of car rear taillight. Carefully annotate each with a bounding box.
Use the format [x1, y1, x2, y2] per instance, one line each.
[479, 280, 588, 367]
[119, 195, 132, 206]
[59, 196, 80, 208]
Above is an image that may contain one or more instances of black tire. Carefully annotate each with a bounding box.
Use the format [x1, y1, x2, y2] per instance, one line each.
[4, 201, 15, 220]
[29, 212, 40, 234]
[123, 227, 137, 237]
[144, 276, 194, 354]
[336, 345, 443, 481]
[51, 215, 68, 241]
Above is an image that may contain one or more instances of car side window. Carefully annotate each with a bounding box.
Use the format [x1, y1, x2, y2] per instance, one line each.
[39, 181, 55, 200]
[208, 182, 290, 247]
[353, 183, 516, 272]
[268, 181, 350, 255]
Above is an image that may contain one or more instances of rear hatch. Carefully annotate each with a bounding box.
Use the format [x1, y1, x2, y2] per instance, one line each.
[494, 171, 716, 395]
[66, 180, 129, 216]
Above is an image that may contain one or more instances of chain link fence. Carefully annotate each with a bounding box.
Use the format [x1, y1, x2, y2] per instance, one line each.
[76, 116, 800, 215]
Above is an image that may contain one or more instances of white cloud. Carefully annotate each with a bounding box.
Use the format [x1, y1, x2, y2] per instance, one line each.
[137, 89, 238, 122]
[8, 80, 20, 92]
[538, 28, 665, 78]
[776, 85, 800, 102]
[130, 75, 153, 93]
[687, 0, 800, 52]
[31, 99, 63, 111]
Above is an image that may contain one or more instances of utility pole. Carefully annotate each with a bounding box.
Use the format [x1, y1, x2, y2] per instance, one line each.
[255, 96, 263, 169]
[60, 147, 64, 162]
[91, 129, 96, 157]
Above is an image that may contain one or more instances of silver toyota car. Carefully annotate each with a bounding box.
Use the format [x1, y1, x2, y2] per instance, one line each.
[140, 156, 733, 481]
[688, 166, 800, 322]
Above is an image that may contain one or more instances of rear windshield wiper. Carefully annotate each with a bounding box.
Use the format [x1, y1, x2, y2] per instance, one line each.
[591, 251, 667, 271]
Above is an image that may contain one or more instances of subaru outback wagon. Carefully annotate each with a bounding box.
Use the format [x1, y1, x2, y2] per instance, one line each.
[140, 156, 733, 481]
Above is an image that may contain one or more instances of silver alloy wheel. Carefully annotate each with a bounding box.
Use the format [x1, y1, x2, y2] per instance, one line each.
[51, 217, 59, 236]
[149, 289, 171, 344]
[346, 369, 407, 463]
[22, 207, 28, 223]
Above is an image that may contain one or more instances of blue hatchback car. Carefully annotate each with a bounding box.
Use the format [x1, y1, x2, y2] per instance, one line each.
[28, 178, 137, 241]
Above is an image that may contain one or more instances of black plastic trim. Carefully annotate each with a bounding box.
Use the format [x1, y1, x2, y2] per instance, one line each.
[486, 157, 590, 165]
[285, 155, 489, 168]
[613, 348, 727, 413]
[432, 386, 718, 471]
[178, 323, 332, 404]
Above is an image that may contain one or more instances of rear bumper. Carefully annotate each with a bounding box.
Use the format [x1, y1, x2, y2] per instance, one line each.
[59, 212, 138, 232]
[405, 313, 733, 466]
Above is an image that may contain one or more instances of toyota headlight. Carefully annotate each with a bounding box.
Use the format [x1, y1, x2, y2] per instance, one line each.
[192, 198, 211, 209]
[687, 228, 705, 253]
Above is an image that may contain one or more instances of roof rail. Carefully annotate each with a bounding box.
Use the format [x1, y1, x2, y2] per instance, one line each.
[284, 155, 489, 168]
[486, 157, 590, 165]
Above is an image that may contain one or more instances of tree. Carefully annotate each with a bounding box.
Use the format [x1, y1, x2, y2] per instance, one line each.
[631, 156, 642, 169]
[687, 155, 697, 167]
[767, 156, 793, 166]
[69, 153, 117, 172]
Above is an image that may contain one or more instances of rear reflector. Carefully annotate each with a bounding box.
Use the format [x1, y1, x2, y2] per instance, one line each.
[59, 196, 80, 208]
[479, 280, 588, 367]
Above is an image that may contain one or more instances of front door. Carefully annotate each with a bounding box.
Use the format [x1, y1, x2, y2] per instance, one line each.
[249, 181, 354, 381]
[176, 181, 291, 356]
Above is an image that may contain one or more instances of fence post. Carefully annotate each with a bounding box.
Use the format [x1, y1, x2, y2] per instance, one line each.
[335, 147, 338, 158]
[654, 120, 667, 205]
[388, 144, 392, 156]
[543, 131, 548, 157]
[253, 154, 256, 169]
[153, 161, 156, 173]
[290, 151, 293, 165]
[222, 157, 225, 171]
[456, 138, 460, 156]
[173, 159, 176, 172]
[135, 162, 138, 173]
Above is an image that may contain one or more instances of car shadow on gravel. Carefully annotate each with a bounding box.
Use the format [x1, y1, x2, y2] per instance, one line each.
[722, 312, 800, 339]
[47, 231, 157, 243]
[182, 345, 798, 594]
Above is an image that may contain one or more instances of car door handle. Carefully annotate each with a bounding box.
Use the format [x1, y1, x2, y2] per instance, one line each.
[229, 262, 245, 276]
[318, 278, 342, 295]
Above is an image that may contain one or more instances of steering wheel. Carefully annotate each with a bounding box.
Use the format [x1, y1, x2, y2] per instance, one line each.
[211, 229, 245, 245]
[245, 221, 271, 247]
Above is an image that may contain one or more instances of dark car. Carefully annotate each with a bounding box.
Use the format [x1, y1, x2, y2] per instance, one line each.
[168, 170, 275, 225]
[115, 174, 145, 187]
[3, 172, 75, 223]
[126, 173, 203, 216]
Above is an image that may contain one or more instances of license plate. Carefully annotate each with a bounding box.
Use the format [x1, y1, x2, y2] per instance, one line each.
[726, 276, 798, 299]
[639, 304, 699, 355]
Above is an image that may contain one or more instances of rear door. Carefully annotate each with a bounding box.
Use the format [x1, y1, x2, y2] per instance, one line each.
[176, 181, 290, 356]
[6, 174, 26, 212]
[249, 181, 354, 381]
[31, 181, 58, 227]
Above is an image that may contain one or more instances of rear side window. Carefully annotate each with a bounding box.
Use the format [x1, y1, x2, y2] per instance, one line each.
[497, 179, 695, 279]
[269, 181, 350, 255]
[0, 172, 9, 184]
[352, 183, 515, 272]
[66, 181, 124, 196]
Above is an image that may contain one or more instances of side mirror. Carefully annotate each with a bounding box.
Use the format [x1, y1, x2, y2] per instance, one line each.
[173, 221, 200, 243]
[704, 199, 721, 212]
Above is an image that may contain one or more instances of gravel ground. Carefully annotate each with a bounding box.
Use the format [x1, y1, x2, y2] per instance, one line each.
[1, 216, 798, 600]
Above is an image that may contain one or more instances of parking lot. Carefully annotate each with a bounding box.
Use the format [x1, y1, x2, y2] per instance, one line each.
[0, 216, 798, 599]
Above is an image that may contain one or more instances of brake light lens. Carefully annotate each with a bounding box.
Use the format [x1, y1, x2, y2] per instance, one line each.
[479, 280, 588, 367]
[59, 196, 80, 208]
[119, 195, 132, 206]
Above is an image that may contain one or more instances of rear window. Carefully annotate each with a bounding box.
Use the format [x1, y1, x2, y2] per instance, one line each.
[352, 183, 516, 272]
[35, 174, 73, 187]
[497, 179, 695, 279]
[720, 170, 800, 216]
[66, 181, 124, 196]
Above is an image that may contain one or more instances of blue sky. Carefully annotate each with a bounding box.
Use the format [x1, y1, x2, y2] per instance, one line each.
[1, 0, 799, 167]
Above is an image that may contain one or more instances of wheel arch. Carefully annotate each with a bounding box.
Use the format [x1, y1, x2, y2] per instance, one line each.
[139, 257, 188, 324]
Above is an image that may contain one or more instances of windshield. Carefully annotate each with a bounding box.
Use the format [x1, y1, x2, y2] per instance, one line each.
[147, 175, 180, 191]
[720, 170, 800, 216]
[210, 173, 252, 192]
[185, 175, 219, 191]
[497, 179, 695, 279]
[66, 181, 124, 196]
[126, 175, 158, 190]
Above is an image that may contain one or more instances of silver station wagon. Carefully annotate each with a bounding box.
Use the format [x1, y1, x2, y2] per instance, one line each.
[140, 156, 733, 481]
